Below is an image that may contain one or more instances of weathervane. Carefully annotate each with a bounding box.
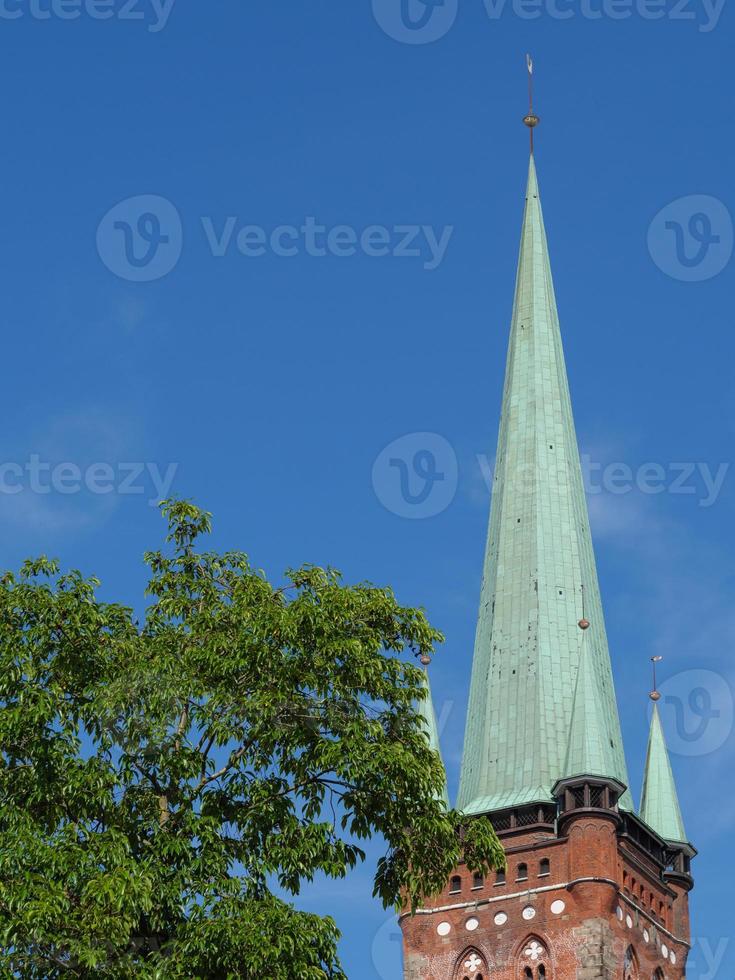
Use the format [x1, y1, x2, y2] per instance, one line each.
[650, 655, 664, 702]
[523, 53, 540, 153]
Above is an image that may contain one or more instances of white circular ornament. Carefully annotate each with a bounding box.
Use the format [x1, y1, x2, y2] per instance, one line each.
[643, 929, 650, 943]
[661, 944, 669, 958]
[626, 915, 633, 929]
[466, 917, 479, 932]
[524, 940, 545, 961]
[616, 907, 624, 921]
[522, 906, 536, 920]
[437, 921, 451, 936]
[550, 899, 566, 915]
[494, 911, 507, 926]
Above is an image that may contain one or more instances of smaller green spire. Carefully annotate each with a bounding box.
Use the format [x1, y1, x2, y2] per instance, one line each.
[640, 703, 688, 844]
[417, 668, 449, 807]
[562, 639, 619, 782]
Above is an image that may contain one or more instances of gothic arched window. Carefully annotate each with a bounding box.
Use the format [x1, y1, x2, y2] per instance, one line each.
[449, 875, 462, 894]
[457, 950, 485, 980]
[517, 862, 528, 881]
[521, 938, 550, 979]
[539, 858, 550, 876]
[624, 946, 640, 980]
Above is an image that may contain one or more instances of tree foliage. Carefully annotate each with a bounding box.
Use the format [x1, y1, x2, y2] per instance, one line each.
[0, 501, 504, 978]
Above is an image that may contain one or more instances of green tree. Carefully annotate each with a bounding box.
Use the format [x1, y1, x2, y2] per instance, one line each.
[0, 501, 504, 979]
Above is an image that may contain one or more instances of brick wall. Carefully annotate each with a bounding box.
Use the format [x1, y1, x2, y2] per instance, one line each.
[400, 814, 690, 979]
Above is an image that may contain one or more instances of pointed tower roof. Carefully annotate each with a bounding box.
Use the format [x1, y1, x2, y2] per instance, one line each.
[457, 156, 631, 815]
[640, 703, 688, 843]
[563, 638, 619, 781]
[418, 668, 450, 807]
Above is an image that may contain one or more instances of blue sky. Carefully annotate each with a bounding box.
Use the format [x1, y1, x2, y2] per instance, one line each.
[2, 1, 733, 976]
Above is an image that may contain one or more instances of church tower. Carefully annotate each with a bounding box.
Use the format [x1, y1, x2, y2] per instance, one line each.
[400, 84, 695, 980]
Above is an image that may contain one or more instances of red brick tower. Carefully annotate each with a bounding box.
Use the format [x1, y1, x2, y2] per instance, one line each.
[400, 774, 694, 979]
[399, 94, 694, 979]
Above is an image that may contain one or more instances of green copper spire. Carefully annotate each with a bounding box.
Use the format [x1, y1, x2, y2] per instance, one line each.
[418, 668, 450, 807]
[640, 703, 687, 843]
[457, 156, 631, 815]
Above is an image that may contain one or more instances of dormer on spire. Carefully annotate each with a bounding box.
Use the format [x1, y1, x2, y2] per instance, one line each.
[561, 637, 618, 783]
[417, 666, 449, 807]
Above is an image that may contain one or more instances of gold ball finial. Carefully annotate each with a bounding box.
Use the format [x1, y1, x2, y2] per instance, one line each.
[578, 618, 590, 631]
[419, 654, 431, 667]
[649, 690, 662, 702]
[523, 113, 540, 129]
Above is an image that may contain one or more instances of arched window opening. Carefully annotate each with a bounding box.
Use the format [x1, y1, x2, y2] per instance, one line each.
[472, 871, 484, 889]
[539, 858, 550, 876]
[624, 945, 640, 980]
[449, 875, 462, 894]
[496, 868, 506, 885]
[522, 938, 548, 976]
[517, 862, 528, 881]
